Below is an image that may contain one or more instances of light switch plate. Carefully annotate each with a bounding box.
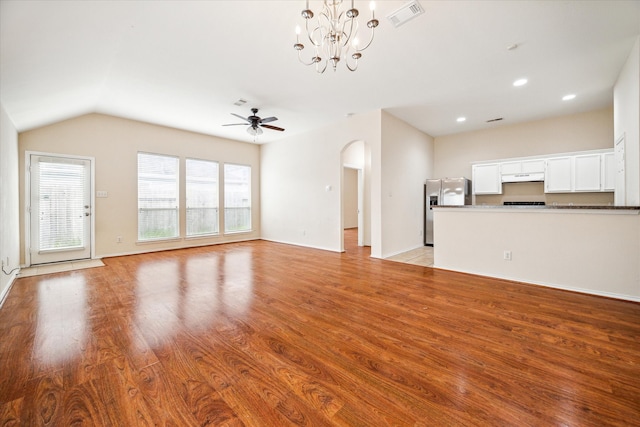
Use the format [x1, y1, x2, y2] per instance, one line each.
[96, 191, 108, 198]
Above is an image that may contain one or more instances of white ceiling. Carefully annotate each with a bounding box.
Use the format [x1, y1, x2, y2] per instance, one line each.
[1, 1, 639, 144]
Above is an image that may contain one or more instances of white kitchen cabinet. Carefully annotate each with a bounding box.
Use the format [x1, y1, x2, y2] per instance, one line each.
[472, 163, 502, 194]
[521, 159, 546, 173]
[545, 157, 572, 193]
[603, 152, 615, 191]
[574, 154, 601, 192]
[500, 161, 522, 175]
[500, 159, 545, 175]
[474, 149, 613, 195]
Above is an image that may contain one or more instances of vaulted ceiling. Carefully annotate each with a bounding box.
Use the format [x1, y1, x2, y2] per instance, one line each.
[1, 1, 639, 143]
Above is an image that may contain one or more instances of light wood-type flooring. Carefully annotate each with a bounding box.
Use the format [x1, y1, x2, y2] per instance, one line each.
[1, 230, 639, 426]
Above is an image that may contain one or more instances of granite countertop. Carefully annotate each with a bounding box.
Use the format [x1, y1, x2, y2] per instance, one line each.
[433, 205, 640, 210]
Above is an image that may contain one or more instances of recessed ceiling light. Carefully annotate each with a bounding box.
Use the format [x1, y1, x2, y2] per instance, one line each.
[456, 117, 466, 122]
[513, 78, 528, 87]
[562, 94, 576, 101]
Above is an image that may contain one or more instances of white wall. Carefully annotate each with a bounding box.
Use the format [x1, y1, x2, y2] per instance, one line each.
[614, 36, 640, 206]
[0, 103, 20, 304]
[261, 110, 434, 258]
[380, 111, 434, 257]
[19, 113, 261, 260]
[261, 110, 382, 254]
[342, 140, 365, 168]
[434, 108, 614, 179]
[434, 208, 640, 301]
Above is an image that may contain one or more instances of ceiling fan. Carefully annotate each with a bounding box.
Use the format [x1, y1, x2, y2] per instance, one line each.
[222, 108, 285, 136]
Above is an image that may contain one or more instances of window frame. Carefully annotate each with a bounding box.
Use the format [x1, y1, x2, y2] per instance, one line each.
[185, 157, 220, 238]
[223, 162, 252, 234]
[137, 152, 180, 243]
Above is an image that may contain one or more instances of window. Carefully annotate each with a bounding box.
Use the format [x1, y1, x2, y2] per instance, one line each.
[224, 164, 251, 233]
[186, 158, 219, 237]
[37, 158, 87, 250]
[137, 153, 179, 241]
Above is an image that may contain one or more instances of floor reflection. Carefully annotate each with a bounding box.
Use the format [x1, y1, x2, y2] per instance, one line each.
[133, 247, 255, 343]
[221, 249, 253, 315]
[33, 275, 88, 368]
[135, 259, 180, 347]
[183, 254, 220, 331]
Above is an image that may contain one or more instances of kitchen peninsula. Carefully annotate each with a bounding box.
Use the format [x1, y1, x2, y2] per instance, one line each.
[432, 205, 640, 301]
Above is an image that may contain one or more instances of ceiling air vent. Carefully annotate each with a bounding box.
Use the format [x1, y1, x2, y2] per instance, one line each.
[386, 1, 424, 28]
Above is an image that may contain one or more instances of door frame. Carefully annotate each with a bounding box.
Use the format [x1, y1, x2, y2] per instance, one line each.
[342, 165, 364, 247]
[24, 151, 96, 267]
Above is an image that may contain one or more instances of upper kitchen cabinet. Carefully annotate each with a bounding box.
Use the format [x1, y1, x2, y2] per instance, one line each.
[501, 159, 546, 175]
[574, 153, 602, 192]
[472, 163, 502, 194]
[473, 149, 614, 196]
[545, 157, 573, 193]
[545, 152, 615, 193]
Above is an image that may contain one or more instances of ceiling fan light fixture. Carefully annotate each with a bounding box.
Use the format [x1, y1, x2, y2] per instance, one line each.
[247, 126, 263, 136]
[293, 1, 379, 73]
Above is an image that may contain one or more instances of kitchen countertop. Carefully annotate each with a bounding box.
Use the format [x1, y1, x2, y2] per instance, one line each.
[433, 205, 640, 210]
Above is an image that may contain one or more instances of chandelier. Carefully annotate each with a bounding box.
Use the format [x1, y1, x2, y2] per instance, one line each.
[293, 1, 379, 73]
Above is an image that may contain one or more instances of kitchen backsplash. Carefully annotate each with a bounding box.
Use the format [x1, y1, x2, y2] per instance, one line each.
[474, 182, 614, 206]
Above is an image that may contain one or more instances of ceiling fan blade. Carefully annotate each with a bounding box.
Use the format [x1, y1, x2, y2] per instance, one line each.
[231, 113, 250, 122]
[260, 116, 278, 124]
[222, 123, 247, 126]
[261, 124, 285, 132]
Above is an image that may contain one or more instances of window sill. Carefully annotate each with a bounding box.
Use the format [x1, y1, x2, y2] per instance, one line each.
[136, 237, 182, 245]
[223, 229, 254, 236]
[185, 234, 220, 241]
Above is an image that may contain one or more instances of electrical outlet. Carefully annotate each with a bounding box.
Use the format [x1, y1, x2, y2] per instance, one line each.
[116, 236, 122, 243]
[503, 250, 512, 261]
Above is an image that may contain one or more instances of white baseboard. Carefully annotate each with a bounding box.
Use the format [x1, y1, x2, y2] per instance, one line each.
[260, 238, 341, 253]
[433, 265, 640, 303]
[0, 269, 19, 309]
[98, 237, 261, 259]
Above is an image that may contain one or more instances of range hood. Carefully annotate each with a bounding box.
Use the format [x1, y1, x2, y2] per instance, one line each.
[501, 172, 545, 183]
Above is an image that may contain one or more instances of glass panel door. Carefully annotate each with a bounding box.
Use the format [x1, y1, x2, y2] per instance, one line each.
[29, 154, 92, 265]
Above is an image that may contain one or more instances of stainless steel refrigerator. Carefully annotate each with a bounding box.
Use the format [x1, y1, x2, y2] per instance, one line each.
[424, 178, 471, 246]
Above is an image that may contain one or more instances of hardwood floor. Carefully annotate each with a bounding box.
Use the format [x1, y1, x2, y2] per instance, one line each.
[1, 230, 639, 426]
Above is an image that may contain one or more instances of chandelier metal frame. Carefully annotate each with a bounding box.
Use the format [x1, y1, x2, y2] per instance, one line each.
[293, 0, 379, 73]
